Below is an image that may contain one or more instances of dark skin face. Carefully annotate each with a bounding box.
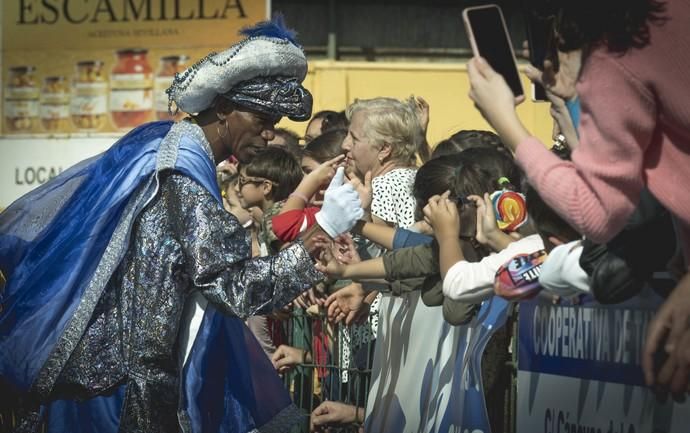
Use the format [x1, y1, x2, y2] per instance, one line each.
[224, 108, 280, 164]
[193, 97, 334, 260]
[197, 98, 280, 164]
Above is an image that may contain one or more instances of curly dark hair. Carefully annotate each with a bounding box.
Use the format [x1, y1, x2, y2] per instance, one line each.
[529, 0, 667, 53]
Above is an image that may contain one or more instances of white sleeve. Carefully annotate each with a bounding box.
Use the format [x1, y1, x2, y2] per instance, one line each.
[539, 241, 590, 296]
[442, 234, 545, 302]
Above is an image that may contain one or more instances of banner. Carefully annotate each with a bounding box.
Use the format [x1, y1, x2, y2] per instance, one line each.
[517, 294, 690, 433]
[365, 293, 511, 433]
[1, 0, 269, 135]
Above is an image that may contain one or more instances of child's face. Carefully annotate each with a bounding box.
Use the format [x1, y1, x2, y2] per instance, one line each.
[235, 168, 271, 209]
[301, 155, 331, 201]
[301, 156, 320, 175]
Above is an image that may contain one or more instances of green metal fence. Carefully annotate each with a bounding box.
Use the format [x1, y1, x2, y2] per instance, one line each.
[281, 307, 376, 433]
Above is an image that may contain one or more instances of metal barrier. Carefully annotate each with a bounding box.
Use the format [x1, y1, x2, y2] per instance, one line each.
[281, 303, 519, 433]
[280, 307, 376, 433]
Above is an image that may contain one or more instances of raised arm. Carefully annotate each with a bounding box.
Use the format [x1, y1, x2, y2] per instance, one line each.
[351, 220, 396, 250]
[281, 154, 345, 213]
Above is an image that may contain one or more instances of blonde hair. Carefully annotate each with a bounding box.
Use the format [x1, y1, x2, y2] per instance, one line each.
[346, 96, 424, 166]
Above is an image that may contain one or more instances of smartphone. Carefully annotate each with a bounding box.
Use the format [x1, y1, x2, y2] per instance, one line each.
[525, 10, 557, 102]
[463, 4, 524, 98]
[531, 82, 547, 102]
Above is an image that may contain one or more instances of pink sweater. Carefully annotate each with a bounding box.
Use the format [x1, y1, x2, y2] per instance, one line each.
[516, 0, 690, 261]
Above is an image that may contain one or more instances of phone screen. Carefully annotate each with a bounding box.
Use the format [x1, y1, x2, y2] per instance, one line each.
[526, 12, 549, 68]
[465, 6, 523, 97]
[525, 11, 556, 101]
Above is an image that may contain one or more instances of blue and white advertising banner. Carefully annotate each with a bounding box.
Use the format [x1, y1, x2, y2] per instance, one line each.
[365, 294, 511, 433]
[517, 295, 690, 433]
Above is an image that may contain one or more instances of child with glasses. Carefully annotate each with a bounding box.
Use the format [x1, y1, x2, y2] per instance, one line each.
[235, 146, 304, 256]
[233, 146, 305, 361]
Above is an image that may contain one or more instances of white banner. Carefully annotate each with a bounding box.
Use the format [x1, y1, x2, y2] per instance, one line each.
[0, 136, 115, 208]
[517, 298, 690, 433]
[517, 371, 690, 433]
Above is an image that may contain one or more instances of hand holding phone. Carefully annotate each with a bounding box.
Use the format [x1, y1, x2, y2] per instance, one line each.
[463, 4, 523, 98]
[524, 11, 559, 101]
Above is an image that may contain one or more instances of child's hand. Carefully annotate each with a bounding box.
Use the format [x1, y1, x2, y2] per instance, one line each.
[332, 233, 362, 265]
[325, 283, 369, 325]
[217, 158, 238, 178]
[306, 154, 346, 190]
[315, 242, 348, 278]
[271, 344, 310, 373]
[310, 401, 362, 432]
[423, 191, 460, 239]
[292, 287, 327, 309]
[410, 220, 433, 235]
[468, 193, 500, 246]
[245, 206, 263, 227]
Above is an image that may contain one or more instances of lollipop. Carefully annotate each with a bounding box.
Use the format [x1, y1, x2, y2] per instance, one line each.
[490, 188, 528, 232]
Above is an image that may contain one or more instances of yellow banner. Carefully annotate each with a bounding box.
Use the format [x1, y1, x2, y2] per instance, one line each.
[3, 0, 266, 50]
[1, 0, 269, 135]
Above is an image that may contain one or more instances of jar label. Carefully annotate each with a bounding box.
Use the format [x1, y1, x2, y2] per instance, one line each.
[73, 81, 108, 97]
[6, 86, 40, 100]
[154, 76, 174, 112]
[111, 73, 153, 90]
[5, 99, 39, 117]
[71, 93, 107, 115]
[41, 104, 70, 119]
[110, 89, 153, 111]
[42, 93, 70, 105]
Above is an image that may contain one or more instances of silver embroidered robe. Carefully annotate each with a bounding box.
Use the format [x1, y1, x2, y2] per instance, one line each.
[48, 169, 322, 431]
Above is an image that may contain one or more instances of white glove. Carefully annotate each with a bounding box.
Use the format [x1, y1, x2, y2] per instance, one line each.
[315, 167, 364, 238]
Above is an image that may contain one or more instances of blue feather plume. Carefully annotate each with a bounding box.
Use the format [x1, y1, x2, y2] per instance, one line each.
[239, 14, 300, 46]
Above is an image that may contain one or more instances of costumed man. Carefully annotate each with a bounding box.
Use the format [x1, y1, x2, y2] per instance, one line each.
[0, 18, 363, 433]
